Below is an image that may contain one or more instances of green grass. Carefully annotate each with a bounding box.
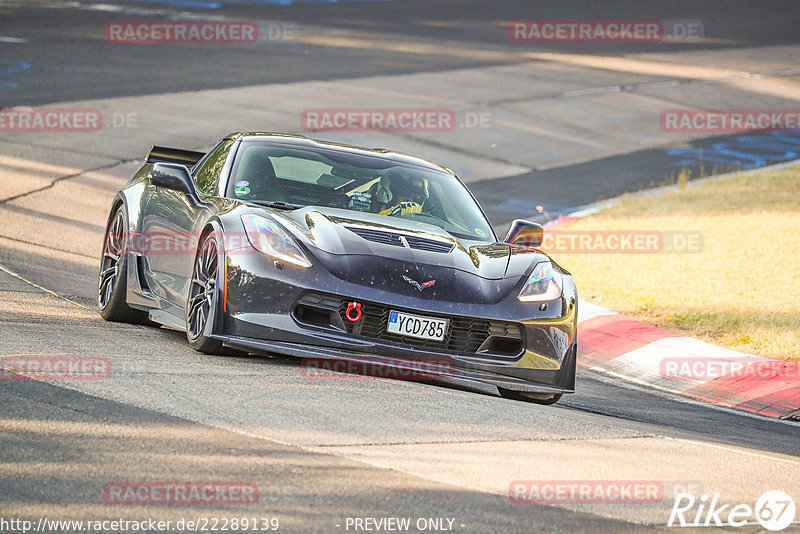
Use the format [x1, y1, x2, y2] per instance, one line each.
[547, 164, 800, 363]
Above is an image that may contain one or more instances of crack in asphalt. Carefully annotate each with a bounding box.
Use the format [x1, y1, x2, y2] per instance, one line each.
[0, 262, 94, 311]
[0, 158, 134, 206]
[0, 234, 97, 259]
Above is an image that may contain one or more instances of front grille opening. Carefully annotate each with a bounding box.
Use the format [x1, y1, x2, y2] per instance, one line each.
[477, 336, 524, 356]
[301, 294, 527, 357]
[294, 304, 340, 330]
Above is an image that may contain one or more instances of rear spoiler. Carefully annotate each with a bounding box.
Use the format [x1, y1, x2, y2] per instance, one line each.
[146, 145, 206, 166]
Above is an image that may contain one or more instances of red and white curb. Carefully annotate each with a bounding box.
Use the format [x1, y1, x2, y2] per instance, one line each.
[576, 301, 800, 420]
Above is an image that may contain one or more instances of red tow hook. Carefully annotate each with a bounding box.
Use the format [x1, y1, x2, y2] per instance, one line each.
[346, 302, 362, 322]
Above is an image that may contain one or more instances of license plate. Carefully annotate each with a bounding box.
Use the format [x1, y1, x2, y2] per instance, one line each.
[387, 310, 448, 341]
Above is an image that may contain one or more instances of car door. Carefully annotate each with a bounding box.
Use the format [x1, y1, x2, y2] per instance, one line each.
[141, 139, 234, 312]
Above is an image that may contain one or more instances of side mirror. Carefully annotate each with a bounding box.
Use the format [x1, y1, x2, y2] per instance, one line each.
[151, 162, 196, 197]
[504, 219, 544, 247]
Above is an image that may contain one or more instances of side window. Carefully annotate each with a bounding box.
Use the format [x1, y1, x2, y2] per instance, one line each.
[193, 140, 233, 195]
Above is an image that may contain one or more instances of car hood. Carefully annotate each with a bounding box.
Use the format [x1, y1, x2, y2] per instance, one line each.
[270, 207, 548, 302]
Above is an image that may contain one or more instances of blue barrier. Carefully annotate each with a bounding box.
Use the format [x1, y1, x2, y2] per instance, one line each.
[667, 130, 800, 169]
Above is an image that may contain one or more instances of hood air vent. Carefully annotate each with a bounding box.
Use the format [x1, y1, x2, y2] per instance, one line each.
[345, 226, 454, 254]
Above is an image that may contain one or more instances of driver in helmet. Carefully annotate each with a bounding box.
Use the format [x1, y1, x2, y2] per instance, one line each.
[371, 169, 429, 216]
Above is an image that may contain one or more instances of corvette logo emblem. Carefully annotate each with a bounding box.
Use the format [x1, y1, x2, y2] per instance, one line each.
[402, 275, 435, 291]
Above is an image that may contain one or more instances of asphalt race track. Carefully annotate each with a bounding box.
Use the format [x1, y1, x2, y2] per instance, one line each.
[1, 1, 799, 533]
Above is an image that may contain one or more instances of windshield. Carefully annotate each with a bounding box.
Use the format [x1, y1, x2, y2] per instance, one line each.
[226, 141, 495, 242]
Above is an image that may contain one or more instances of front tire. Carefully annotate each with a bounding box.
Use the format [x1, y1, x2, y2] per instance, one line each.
[98, 205, 150, 324]
[186, 231, 224, 353]
[499, 389, 563, 405]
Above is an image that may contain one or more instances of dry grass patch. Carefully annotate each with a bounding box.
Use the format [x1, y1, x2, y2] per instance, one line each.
[548, 165, 800, 363]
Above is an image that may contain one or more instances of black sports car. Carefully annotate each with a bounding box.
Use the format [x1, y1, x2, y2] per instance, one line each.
[99, 133, 577, 404]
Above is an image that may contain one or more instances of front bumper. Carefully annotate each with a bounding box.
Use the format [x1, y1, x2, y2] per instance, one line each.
[216, 333, 576, 395]
[220, 249, 577, 394]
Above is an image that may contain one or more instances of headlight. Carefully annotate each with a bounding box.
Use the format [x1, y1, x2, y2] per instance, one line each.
[518, 261, 562, 302]
[241, 214, 311, 268]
